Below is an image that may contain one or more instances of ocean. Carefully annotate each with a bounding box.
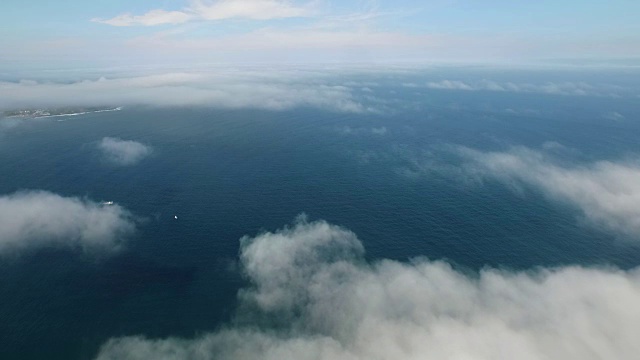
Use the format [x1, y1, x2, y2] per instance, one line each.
[1, 68, 639, 359]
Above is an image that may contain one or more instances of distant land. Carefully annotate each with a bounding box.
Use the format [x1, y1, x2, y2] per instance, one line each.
[4, 106, 122, 119]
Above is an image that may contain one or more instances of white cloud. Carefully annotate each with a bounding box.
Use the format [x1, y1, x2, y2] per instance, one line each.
[0, 71, 370, 113]
[426, 80, 474, 91]
[604, 111, 625, 121]
[371, 126, 387, 135]
[457, 146, 640, 239]
[96, 217, 640, 360]
[0, 191, 135, 254]
[338, 126, 387, 136]
[98, 137, 152, 166]
[426, 79, 616, 97]
[190, 0, 310, 21]
[92, 10, 192, 27]
[93, 0, 311, 27]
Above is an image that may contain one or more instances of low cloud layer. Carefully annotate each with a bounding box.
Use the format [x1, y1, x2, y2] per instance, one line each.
[96, 218, 640, 360]
[423, 79, 626, 97]
[0, 71, 369, 113]
[98, 137, 152, 166]
[0, 191, 135, 254]
[457, 146, 640, 239]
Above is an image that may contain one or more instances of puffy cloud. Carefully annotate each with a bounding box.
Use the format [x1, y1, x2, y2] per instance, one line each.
[0, 71, 369, 113]
[457, 146, 640, 239]
[96, 218, 640, 360]
[0, 191, 135, 254]
[98, 137, 152, 166]
[93, 0, 311, 27]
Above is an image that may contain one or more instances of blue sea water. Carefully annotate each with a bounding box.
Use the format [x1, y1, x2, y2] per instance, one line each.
[1, 69, 640, 359]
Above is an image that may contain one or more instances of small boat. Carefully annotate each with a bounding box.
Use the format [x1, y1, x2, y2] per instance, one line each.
[174, 215, 178, 219]
[102, 201, 114, 206]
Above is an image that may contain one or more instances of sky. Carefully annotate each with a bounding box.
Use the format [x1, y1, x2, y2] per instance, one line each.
[1, 0, 639, 69]
[3, 2, 640, 359]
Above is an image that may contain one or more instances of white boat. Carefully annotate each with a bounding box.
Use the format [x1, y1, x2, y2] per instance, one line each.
[102, 201, 114, 206]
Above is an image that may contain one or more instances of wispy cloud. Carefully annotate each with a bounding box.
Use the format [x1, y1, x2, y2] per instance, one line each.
[425, 79, 474, 91]
[92, 0, 312, 27]
[98, 137, 152, 166]
[457, 146, 640, 239]
[338, 125, 387, 136]
[603, 111, 625, 121]
[425, 79, 619, 96]
[96, 217, 640, 360]
[92, 10, 192, 27]
[0, 191, 135, 255]
[190, 0, 310, 20]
